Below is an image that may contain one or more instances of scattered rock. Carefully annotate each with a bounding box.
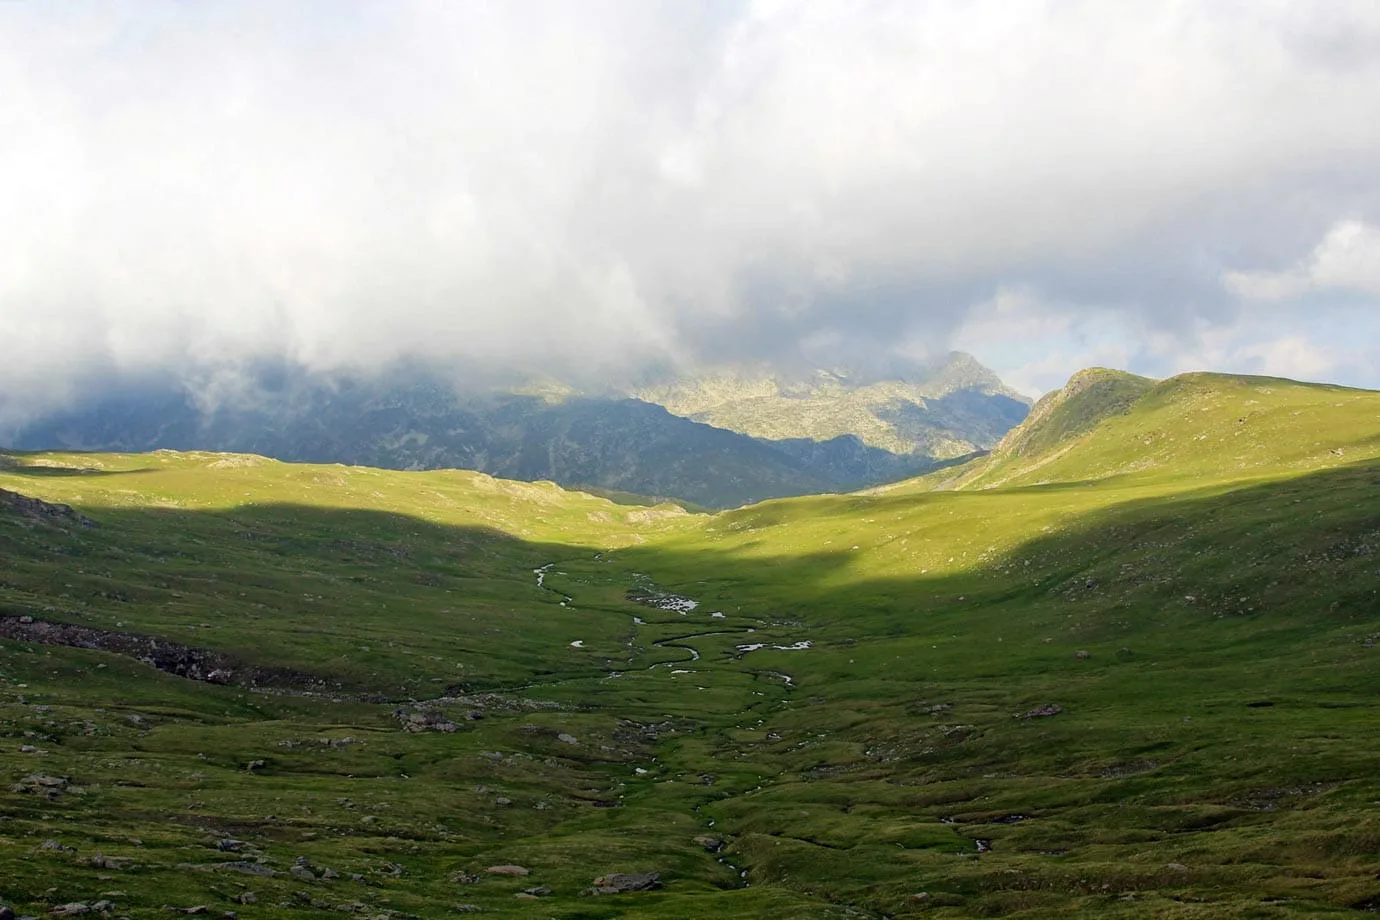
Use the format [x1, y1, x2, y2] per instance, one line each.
[693, 835, 724, 852]
[234, 893, 256, 905]
[394, 707, 458, 733]
[454, 906, 481, 913]
[0, 487, 97, 528]
[590, 872, 661, 893]
[1167, 862, 1188, 872]
[0, 618, 255, 686]
[1019, 704, 1063, 719]
[215, 839, 245, 852]
[1074, 650, 1091, 660]
[289, 864, 317, 881]
[520, 888, 550, 898]
[484, 865, 529, 877]
[0, 904, 13, 920]
[210, 861, 275, 877]
[450, 871, 480, 885]
[49, 905, 91, 918]
[556, 733, 578, 745]
[85, 854, 135, 870]
[493, 797, 512, 806]
[13, 774, 72, 798]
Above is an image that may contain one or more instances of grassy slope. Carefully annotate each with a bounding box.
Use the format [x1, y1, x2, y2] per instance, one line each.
[2, 371, 1379, 918]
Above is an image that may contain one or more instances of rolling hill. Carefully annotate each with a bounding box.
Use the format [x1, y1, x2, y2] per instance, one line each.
[1, 368, 1378, 918]
[4, 354, 1029, 510]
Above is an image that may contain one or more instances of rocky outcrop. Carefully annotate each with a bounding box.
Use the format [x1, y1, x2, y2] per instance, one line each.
[0, 616, 326, 690]
[0, 488, 96, 528]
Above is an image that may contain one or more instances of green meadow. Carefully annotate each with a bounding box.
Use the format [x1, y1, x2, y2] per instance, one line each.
[2, 370, 1380, 918]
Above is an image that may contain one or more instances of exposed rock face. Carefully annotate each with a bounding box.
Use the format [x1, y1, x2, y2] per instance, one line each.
[0, 487, 96, 528]
[0, 616, 324, 690]
[636, 351, 1030, 458]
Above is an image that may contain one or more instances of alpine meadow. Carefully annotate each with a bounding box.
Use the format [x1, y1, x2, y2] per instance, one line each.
[2, 369, 1379, 918]
[5, 3, 1380, 918]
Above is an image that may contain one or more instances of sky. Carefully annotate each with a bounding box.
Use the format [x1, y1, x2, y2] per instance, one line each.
[2, 0, 1379, 416]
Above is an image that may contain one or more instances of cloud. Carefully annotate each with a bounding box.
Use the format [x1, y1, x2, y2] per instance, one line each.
[1225, 220, 1380, 301]
[2, 0, 1380, 418]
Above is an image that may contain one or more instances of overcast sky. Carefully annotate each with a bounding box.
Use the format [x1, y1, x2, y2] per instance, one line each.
[2, 0, 1379, 414]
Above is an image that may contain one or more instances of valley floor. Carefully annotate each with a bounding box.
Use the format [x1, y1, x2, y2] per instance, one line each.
[2, 369, 1380, 919]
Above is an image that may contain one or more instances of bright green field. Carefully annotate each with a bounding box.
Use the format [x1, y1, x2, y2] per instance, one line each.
[2, 371, 1380, 918]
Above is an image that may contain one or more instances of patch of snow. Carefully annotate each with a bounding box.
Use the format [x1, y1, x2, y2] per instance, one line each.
[570, 640, 584, 648]
[534, 563, 554, 588]
[672, 669, 693, 674]
[711, 611, 725, 618]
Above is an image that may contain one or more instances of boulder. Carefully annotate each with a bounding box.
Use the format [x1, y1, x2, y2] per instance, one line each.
[591, 872, 661, 893]
[484, 865, 529, 877]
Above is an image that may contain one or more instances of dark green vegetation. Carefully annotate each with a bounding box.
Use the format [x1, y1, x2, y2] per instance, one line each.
[1, 370, 1379, 918]
[7, 353, 1028, 508]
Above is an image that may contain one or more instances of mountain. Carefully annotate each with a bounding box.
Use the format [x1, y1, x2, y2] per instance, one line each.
[924, 366, 1367, 493]
[634, 350, 1031, 458]
[4, 355, 1030, 508]
[2, 367, 1379, 917]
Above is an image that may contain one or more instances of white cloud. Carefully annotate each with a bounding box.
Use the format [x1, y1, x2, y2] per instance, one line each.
[1, 0, 1379, 414]
[1225, 220, 1380, 301]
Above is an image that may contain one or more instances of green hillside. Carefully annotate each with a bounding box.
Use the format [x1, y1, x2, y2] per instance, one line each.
[2, 370, 1380, 918]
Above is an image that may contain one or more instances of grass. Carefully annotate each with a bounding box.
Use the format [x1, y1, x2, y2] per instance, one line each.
[1, 370, 1379, 918]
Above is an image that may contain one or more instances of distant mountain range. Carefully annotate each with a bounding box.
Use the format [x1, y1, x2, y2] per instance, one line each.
[3, 352, 1031, 508]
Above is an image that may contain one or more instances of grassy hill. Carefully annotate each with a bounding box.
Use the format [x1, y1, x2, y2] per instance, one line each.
[2, 369, 1379, 918]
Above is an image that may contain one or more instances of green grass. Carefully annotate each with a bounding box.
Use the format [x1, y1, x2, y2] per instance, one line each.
[2, 371, 1380, 918]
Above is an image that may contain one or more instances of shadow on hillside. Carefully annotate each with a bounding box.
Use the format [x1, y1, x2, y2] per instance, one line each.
[0, 450, 156, 478]
[1, 458, 1377, 691]
[623, 457, 1380, 627]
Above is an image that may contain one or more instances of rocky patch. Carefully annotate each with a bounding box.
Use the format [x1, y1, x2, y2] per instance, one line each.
[0, 616, 327, 690]
[589, 871, 661, 894]
[0, 487, 97, 528]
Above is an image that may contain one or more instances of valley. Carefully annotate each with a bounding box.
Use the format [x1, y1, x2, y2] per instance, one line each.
[2, 369, 1380, 918]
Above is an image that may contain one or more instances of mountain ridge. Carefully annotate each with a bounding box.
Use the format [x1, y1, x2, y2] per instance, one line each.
[3, 353, 1029, 508]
